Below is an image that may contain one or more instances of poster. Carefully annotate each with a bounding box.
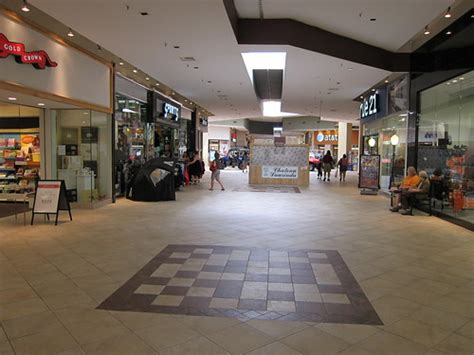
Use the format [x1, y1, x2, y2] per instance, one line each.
[34, 181, 61, 213]
[359, 155, 380, 190]
[262, 166, 298, 179]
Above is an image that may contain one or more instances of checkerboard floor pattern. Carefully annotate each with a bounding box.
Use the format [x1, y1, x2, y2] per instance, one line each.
[98, 245, 382, 325]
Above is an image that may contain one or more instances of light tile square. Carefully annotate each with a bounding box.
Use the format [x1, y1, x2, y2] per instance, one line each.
[268, 283, 293, 292]
[269, 268, 291, 275]
[194, 248, 214, 254]
[152, 295, 184, 306]
[170, 252, 191, 259]
[187, 287, 215, 297]
[151, 264, 180, 277]
[134, 284, 165, 295]
[221, 273, 245, 281]
[198, 272, 222, 280]
[209, 298, 239, 309]
[168, 278, 195, 287]
[267, 300, 296, 312]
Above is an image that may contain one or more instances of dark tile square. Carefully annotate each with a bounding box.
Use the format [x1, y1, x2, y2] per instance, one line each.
[245, 273, 268, 282]
[224, 266, 247, 273]
[193, 279, 219, 288]
[268, 291, 294, 301]
[226, 260, 247, 267]
[296, 301, 326, 314]
[292, 275, 316, 284]
[145, 277, 170, 285]
[201, 265, 225, 272]
[290, 262, 312, 270]
[268, 274, 292, 283]
[98, 244, 382, 326]
[161, 286, 189, 296]
[191, 253, 210, 259]
[175, 271, 199, 278]
[163, 258, 187, 264]
[238, 299, 267, 311]
[269, 261, 290, 268]
[181, 296, 211, 308]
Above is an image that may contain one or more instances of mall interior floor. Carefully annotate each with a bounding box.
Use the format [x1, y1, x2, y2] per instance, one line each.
[0, 170, 473, 355]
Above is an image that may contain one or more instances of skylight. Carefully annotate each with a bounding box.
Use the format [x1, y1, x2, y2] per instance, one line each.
[241, 52, 287, 84]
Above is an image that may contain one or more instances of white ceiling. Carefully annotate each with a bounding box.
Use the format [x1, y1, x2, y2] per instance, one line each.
[29, 0, 452, 124]
[235, 0, 454, 52]
[0, 90, 78, 110]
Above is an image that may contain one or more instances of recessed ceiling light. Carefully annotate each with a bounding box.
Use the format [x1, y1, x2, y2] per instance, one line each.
[155, 83, 160, 86]
[67, 29, 74, 37]
[21, 1, 30, 12]
[133, 68, 138, 73]
[372, 88, 376, 92]
[370, 18, 376, 21]
[184, 100, 188, 102]
[446, 31, 452, 35]
[172, 92, 175, 95]
[194, 66, 199, 69]
[348, 67, 354, 71]
[360, 96, 363, 99]
[446, 82, 451, 85]
[424, 26, 430, 35]
[459, 77, 465, 80]
[145, 77, 150, 80]
[385, 79, 389, 83]
[452, 79, 458, 83]
[83, 111, 89, 115]
[140, 12, 149, 16]
[444, 7, 452, 18]
[8, 97, 16, 101]
[119, 61, 124, 66]
[173, 46, 180, 49]
[37, 103, 45, 106]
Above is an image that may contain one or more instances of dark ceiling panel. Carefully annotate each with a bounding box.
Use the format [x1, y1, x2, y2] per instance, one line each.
[253, 69, 283, 100]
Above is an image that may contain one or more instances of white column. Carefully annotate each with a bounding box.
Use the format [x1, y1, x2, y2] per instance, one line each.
[338, 122, 352, 161]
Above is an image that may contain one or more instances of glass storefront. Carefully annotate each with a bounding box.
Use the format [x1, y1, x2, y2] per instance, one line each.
[115, 95, 147, 196]
[363, 113, 408, 190]
[417, 70, 474, 225]
[51, 109, 112, 204]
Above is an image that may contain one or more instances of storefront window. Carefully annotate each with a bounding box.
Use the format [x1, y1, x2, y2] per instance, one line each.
[115, 95, 147, 196]
[0, 103, 42, 198]
[418, 70, 474, 225]
[52, 109, 112, 204]
[363, 114, 408, 190]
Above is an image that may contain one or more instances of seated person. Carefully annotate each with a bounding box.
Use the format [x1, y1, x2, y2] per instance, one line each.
[399, 171, 431, 215]
[390, 166, 421, 212]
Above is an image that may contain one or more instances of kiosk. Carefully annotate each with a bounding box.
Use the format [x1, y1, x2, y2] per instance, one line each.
[249, 144, 310, 187]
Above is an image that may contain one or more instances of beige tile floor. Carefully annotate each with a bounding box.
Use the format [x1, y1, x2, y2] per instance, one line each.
[0, 169, 473, 354]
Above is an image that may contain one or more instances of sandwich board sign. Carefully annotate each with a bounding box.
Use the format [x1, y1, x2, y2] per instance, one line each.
[31, 180, 72, 225]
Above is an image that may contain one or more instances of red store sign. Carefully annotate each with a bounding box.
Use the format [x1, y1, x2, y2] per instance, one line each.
[0, 33, 57, 70]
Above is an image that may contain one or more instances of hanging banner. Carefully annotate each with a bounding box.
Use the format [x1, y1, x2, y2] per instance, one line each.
[0, 33, 58, 69]
[358, 155, 380, 190]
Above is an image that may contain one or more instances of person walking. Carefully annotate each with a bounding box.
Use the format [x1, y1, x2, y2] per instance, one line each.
[337, 154, 349, 182]
[209, 152, 225, 191]
[322, 150, 334, 181]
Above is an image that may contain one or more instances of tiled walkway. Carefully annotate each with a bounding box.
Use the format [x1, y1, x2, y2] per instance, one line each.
[0, 170, 473, 354]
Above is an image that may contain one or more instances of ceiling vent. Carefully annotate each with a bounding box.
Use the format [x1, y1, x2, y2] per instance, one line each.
[180, 56, 196, 62]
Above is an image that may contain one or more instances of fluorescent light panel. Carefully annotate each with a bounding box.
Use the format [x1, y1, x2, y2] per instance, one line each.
[241, 52, 286, 83]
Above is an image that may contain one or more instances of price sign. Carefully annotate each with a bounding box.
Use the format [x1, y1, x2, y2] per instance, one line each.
[31, 180, 72, 225]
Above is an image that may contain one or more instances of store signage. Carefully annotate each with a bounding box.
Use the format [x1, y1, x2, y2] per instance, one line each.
[358, 155, 380, 190]
[31, 180, 72, 225]
[360, 93, 378, 118]
[163, 103, 179, 121]
[315, 130, 338, 144]
[0, 33, 58, 70]
[262, 166, 298, 179]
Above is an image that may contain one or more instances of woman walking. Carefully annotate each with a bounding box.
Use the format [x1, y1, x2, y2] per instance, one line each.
[209, 152, 225, 191]
[322, 150, 334, 182]
[337, 154, 349, 182]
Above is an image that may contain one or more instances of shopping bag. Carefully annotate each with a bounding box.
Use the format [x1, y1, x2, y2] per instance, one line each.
[334, 169, 338, 178]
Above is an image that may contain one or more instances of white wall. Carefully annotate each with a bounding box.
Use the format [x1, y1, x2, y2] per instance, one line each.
[208, 125, 230, 140]
[0, 14, 111, 109]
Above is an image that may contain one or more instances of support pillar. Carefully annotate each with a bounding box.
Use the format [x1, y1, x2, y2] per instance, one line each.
[338, 122, 352, 161]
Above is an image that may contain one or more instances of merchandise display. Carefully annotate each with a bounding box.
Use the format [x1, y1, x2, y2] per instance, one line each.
[0, 129, 40, 197]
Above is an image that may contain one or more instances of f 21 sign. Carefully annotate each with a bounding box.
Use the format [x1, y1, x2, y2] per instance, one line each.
[360, 93, 378, 119]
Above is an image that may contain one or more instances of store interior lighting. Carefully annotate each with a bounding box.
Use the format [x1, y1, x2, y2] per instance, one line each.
[390, 134, 400, 146]
[21, 1, 30, 12]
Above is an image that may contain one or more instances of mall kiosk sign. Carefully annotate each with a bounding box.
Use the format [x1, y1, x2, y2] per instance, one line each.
[0, 33, 57, 70]
[31, 180, 72, 225]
